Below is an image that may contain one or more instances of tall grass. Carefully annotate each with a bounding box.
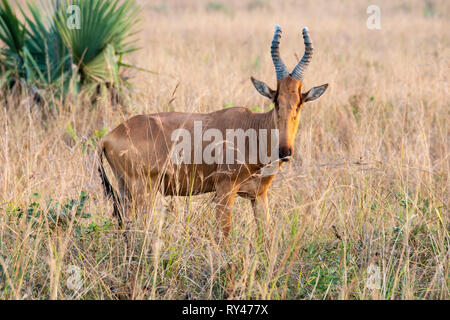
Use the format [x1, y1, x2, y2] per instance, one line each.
[0, 0, 448, 299]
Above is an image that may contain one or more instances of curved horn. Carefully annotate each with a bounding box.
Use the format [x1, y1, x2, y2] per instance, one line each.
[271, 25, 289, 80]
[291, 27, 314, 81]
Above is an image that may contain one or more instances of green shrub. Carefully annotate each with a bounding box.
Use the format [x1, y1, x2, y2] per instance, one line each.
[0, 0, 142, 100]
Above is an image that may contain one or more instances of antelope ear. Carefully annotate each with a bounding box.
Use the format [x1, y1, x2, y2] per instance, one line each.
[251, 77, 276, 101]
[302, 84, 328, 103]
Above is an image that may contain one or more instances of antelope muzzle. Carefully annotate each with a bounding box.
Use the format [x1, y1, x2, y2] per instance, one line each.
[278, 146, 292, 162]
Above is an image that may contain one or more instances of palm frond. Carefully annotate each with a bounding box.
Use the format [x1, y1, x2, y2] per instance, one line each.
[55, 0, 140, 83]
[0, 0, 143, 100]
[0, 0, 26, 77]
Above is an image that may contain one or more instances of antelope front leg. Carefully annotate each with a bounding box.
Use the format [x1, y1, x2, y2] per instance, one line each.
[251, 191, 272, 237]
[215, 184, 238, 240]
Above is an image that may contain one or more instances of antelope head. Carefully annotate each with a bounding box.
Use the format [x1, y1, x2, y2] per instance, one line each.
[251, 25, 328, 162]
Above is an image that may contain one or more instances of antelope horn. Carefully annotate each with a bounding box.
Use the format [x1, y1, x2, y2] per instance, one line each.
[291, 27, 314, 81]
[271, 25, 289, 80]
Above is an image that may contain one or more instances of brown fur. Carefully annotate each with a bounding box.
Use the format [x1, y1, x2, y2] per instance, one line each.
[98, 76, 327, 239]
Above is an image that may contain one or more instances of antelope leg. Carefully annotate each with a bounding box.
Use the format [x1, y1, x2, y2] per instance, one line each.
[251, 191, 272, 236]
[215, 184, 238, 239]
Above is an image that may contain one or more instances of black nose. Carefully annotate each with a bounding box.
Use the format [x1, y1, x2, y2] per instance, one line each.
[278, 147, 292, 162]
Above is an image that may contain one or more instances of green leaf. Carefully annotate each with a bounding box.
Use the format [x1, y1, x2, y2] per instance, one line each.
[55, 0, 140, 84]
[66, 123, 77, 143]
[0, 0, 143, 98]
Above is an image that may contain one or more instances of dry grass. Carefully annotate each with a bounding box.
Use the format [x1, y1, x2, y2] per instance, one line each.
[0, 0, 448, 299]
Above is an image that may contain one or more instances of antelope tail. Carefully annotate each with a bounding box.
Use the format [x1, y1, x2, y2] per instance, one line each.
[97, 142, 123, 226]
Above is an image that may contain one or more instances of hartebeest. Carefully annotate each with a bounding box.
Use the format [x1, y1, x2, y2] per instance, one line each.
[98, 25, 328, 238]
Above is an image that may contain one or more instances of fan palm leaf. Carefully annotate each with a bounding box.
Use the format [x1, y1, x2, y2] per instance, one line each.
[55, 0, 140, 84]
[21, 0, 70, 84]
[0, 0, 143, 99]
[0, 0, 26, 77]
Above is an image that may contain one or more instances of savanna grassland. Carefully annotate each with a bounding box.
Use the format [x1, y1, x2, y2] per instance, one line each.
[0, 0, 448, 300]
